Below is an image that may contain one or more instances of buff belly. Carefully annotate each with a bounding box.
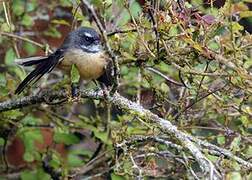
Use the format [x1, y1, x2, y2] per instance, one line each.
[58, 49, 107, 81]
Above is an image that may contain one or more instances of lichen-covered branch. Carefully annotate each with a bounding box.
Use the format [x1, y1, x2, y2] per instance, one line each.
[0, 89, 251, 179]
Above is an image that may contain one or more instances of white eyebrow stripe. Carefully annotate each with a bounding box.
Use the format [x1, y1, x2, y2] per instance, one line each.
[84, 32, 92, 37]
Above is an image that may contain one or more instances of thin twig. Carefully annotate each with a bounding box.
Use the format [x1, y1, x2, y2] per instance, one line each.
[107, 28, 137, 36]
[196, 62, 209, 100]
[174, 83, 227, 120]
[148, 3, 160, 60]
[130, 154, 143, 180]
[116, 135, 183, 151]
[70, 149, 112, 177]
[3, 2, 10, 27]
[0, 32, 52, 53]
[146, 67, 184, 87]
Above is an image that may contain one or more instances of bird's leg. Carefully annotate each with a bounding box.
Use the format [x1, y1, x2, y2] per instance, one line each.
[101, 83, 109, 99]
[93, 80, 109, 99]
[71, 82, 80, 101]
[92, 79, 99, 87]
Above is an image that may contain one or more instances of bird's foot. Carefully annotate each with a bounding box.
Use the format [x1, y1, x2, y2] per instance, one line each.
[101, 83, 110, 101]
[68, 83, 81, 102]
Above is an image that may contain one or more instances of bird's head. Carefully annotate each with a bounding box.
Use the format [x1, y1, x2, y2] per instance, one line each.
[62, 26, 102, 53]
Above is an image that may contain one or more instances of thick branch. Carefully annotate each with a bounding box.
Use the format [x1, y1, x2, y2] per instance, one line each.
[0, 90, 67, 112]
[1, 89, 251, 178]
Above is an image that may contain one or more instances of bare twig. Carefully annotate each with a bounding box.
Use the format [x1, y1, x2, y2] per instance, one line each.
[0, 32, 53, 53]
[174, 84, 227, 120]
[107, 28, 137, 36]
[147, 3, 160, 60]
[130, 154, 143, 180]
[3, 1, 20, 58]
[70, 149, 112, 177]
[116, 135, 183, 151]
[146, 67, 184, 87]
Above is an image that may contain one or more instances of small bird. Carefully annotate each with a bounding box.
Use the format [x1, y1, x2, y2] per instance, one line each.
[15, 26, 111, 95]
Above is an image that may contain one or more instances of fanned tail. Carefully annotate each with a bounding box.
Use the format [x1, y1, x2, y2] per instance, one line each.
[15, 56, 48, 66]
[15, 51, 63, 94]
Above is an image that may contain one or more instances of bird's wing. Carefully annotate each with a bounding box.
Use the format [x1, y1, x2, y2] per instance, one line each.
[97, 60, 113, 87]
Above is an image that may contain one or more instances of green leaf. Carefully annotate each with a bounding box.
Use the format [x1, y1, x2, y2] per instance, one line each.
[160, 83, 169, 94]
[0, 74, 7, 87]
[244, 0, 252, 2]
[27, 1, 38, 12]
[217, 135, 225, 145]
[1, 22, 15, 32]
[12, 0, 25, 16]
[21, 115, 42, 126]
[13, 66, 27, 81]
[244, 57, 252, 68]
[245, 146, 252, 157]
[117, 0, 142, 27]
[54, 132, 80, 145]
[21, 14, 33, 27]
[121, 32, 137, 51]
[208, 41, 220, 51]
[127, 126, 148, 134]
[93, 130, 112, 145]
[0, 138, 5, 146]
[44, 26, 62, 38]
[49, 153, 61, 169]
[2, 110, 24, 120]
[67, 154, 84, 167]
[130, 1, 142, 17]
[36, 169, 51, 180]
[240, 11, 252, 18]
[117, 10, 130, 27]
[206, 154, 218, 162]
[5, 48, 16, 65]
[60, 0, 72, 7]
[111, 173, 125, 180]
[71, 64, 80, 84]
[185, 2, 193, 8]
[23, 151, 35, 162]
[24, 42, 37, 56]
[51, 19, 70, 26]
[240, 115, 249, 128]
[227, 172, 242, 180]
[19, 129, 43, 163]
[230, 136, 241, 152]
[21, 169, 51, 180]
[70, 148, 93, 157]
[21, 171, 35, 180]
[232, 22, 244, 32]
[169, 25, 179, 36]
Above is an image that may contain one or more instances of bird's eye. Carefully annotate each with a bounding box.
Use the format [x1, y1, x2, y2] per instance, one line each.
[85, 36, 92, 42]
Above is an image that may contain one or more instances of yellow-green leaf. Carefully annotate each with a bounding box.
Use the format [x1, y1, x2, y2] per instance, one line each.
[71, 64, 80, 84]
[240, 11, 252, 18]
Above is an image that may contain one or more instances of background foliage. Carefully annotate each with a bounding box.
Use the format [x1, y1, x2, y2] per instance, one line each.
[0, 0, 252, 179]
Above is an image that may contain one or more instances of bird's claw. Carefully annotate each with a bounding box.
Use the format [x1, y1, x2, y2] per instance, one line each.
[68, 83, 81, 102]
